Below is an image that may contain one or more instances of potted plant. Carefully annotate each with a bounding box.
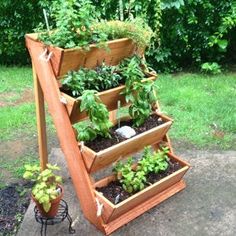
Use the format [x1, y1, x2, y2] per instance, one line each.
[23, 163, 63, 218]
[25, 0, 153, 77]
[94, 146, 190, 223]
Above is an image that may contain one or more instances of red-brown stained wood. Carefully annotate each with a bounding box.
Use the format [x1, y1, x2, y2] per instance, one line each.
[81, 111, 173, 173]
[94, 152, 190, 223]
[25, 32, 188, 235]
[103, 179, 186, 235]
[26, 33, 139, 77]
[25, 36, 105, 232]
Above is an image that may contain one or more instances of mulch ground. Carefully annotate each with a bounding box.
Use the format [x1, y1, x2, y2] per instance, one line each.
[0, 182, 31, 235]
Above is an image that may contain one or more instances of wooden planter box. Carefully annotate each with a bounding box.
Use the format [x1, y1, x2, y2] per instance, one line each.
[26, 33, 139, 77]
[81, 111, 172, 173]
[94, 152, 190, 223]
[61, 72, 156, 124]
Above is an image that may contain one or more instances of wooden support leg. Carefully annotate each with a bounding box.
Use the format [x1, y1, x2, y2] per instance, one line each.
[33, 65, 48, 170]
[154, 99, 174, 153]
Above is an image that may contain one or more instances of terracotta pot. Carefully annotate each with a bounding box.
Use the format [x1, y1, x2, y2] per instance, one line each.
[81, 111, 173, 173]
[32, 185, 64, 218]
[94, 152, 190, 223]
[25, 34, 141, 77]
[61, 72, 156, 124]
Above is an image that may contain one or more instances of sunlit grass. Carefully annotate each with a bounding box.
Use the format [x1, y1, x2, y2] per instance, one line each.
[157, 73, 236, 149]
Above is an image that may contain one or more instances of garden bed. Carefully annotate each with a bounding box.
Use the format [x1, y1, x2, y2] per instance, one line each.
[96, 159, 182, 204]
[61, 72, 156, 124]
[86, 114, 164, 152]
[93, 152, 190, 223]
[80, 111, 172, 173]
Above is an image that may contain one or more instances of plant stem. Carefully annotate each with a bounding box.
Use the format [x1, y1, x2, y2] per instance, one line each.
[43, 9, 50, 33]
[119, 0, 124, 21]
[117, 100, 121, 128]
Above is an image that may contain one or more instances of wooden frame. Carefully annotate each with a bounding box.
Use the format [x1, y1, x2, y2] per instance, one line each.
[26, 33, 189, 235]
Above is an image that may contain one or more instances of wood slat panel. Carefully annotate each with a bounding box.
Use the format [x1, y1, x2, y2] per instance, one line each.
[103, 180, 186, 235]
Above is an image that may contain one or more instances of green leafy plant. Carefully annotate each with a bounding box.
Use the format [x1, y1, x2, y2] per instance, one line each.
[76, 90, 112, 142]
[94, 18, 153, 50]
[201, 62, 222, 75]
[37, 0, 153, 50]
[38, 0, 105, 49]
[113, 146, 169, 193]
[62, 63, 122, 97]
[137, 146, 169, 174]
[128, 80, 158, 127]
[23, 163, 62, 212]
[117, 55, 158, 127]
[62, 55, 150, 98]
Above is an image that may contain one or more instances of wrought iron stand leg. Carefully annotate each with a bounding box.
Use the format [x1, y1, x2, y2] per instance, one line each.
[44, 222, 47, 236]
[40, 223, 44, 236]
[66, 214, 76, 234]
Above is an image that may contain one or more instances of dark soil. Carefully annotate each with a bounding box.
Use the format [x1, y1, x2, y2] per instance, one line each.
[96, 159, 182, 205]
[86, 114, 164, 152]
[0, 182, 32, 236]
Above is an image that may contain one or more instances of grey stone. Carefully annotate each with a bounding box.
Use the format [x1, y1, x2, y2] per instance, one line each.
[115, 126, 136, 139]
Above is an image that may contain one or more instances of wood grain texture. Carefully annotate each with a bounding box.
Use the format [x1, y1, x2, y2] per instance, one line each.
[94, 152, 190, 223]
[32, 66, 48, 170]
[25, 34, 139, 77]
[103, 180, 186, 235]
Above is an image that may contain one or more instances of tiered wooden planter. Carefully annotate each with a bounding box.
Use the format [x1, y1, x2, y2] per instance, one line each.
[94, 152, 190, 223]
[26, 33, 190, 235]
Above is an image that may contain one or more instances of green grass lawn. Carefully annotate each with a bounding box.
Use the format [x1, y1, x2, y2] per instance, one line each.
[157, 73, 236, 149]
[0, 66, 235, 188]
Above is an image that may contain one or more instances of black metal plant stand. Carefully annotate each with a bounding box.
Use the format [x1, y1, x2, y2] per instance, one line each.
[34, 199, 75, 236]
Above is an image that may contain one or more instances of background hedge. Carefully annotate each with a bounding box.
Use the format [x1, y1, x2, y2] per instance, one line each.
[0, 0, 235, 71]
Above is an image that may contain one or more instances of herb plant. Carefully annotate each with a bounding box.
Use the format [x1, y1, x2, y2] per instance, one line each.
[23, 164, 62, 212]
[62, 63, 122, 97]
[94, 18, 153, 50]
[38, 0, 106, 49]
[36, 0, 153, 50]
[128, 80, 159, 127]
[76, 90, 112, 142]
[118, 55, 159, 127]
[113, 146, 169, 194]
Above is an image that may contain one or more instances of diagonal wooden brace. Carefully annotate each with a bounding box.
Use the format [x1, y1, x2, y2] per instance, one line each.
[25, 36, 105, 233]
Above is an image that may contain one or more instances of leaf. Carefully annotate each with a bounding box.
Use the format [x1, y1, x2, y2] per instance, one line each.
[217, 39, 228, 50]
[43, 201, 51, 213]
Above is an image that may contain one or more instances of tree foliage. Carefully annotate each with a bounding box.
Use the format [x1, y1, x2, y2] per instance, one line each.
[0, 0, 235, 71]
[0, 0, 45, 64]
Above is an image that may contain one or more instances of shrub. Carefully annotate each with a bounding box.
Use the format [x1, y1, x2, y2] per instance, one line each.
[201, 62, 222, 75]
[0, 0, 46, 65]
[93, 0, 236, 72]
